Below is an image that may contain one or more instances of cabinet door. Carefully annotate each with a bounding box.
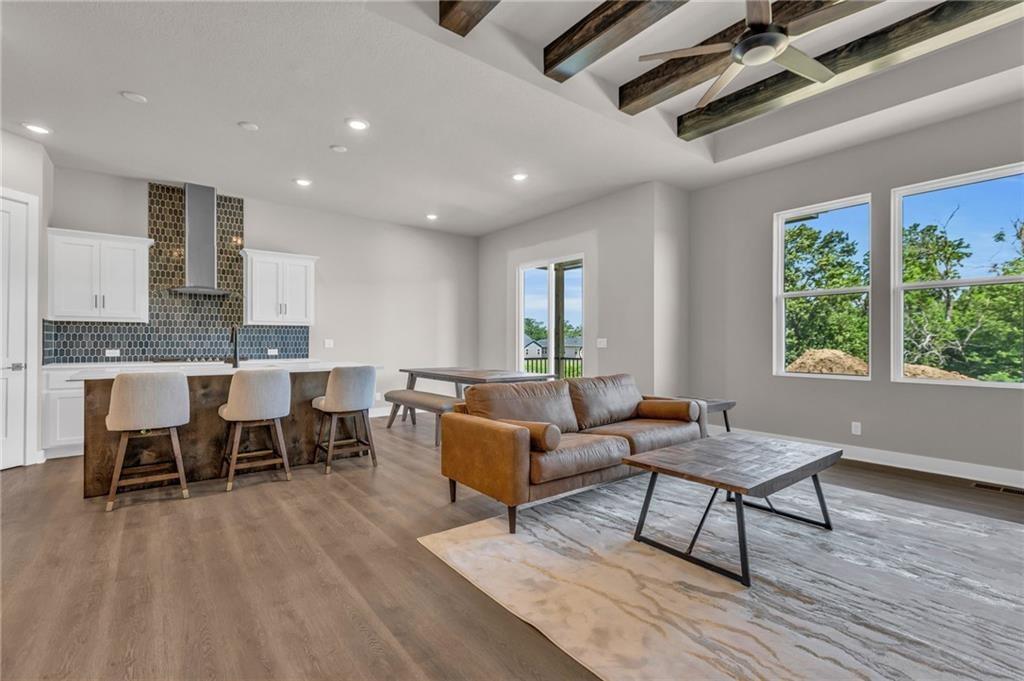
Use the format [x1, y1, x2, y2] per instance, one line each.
[99, 242, 145, 320]
[281, 260, 313, 324]
[43, 391, 85, 449]
[251, 257, 282, 323]
[50, 236, 100, 319]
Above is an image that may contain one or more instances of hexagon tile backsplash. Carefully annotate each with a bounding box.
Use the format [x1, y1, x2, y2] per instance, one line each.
[42, 183, 309, 364]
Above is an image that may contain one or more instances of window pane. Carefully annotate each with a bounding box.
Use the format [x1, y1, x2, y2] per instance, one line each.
[784, 202, 869, 292]
[522, 266, 548, 374]
[902, 283, 1023, 383]
[785, 293, 869, 376]
[902, 173, 1024, 282]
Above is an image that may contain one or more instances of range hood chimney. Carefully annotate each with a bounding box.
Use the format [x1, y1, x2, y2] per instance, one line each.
[171, 183, 230, 296]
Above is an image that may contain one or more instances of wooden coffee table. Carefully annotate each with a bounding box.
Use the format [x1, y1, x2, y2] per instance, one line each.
[623, 432, 842, 586]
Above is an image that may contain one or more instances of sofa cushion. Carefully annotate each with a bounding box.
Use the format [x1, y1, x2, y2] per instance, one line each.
[567, 374, 643, 430]
[529, 433, 630, 484]
[497, 419, 561, 452]
[582, 419, 701, 454]
[464, 380, 578, 433]
[636, 398, 698, 422]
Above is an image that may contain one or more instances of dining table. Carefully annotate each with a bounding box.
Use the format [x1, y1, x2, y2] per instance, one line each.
[399, 367, 556, 399]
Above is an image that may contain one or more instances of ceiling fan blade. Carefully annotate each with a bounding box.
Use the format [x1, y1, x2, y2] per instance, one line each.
[638, 43, 733, 62]
[773, 46, 835, 83]
[697, 62, 744, 108]
[787, 0, 883, 37]
[746, 0, 772, 26]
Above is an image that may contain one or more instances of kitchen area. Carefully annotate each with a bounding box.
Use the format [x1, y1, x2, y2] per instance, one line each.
[41, 181, 368, 496]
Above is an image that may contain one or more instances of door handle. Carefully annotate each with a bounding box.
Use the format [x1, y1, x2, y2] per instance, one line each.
[2, 363, 25, 371]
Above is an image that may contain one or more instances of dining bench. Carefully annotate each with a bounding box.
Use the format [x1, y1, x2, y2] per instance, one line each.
[384, 389, 461, 446]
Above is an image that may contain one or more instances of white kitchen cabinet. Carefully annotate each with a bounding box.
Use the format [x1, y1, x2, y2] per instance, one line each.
[241, 249, 317, 326]
[48, 229, 153, 323]
[42, 367, 84, 452]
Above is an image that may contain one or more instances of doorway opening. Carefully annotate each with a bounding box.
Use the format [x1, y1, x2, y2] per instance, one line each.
[517, 257, 583, 379]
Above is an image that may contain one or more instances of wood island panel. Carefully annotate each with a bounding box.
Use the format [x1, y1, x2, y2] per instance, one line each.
[83, 371, 357, 497]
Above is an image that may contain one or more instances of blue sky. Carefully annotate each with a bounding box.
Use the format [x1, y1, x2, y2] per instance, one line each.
[523, 265, 583, 334]
[903, 173, 1023, 279]
[786, 202, 871, 266]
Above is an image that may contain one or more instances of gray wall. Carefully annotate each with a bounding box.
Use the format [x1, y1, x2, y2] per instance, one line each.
[49, 166, 479, 401]
[478, 182, 690, 395]
[688, 101, 1024, 473]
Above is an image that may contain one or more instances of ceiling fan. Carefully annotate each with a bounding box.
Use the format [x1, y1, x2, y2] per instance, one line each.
[639, 0, 855, 108]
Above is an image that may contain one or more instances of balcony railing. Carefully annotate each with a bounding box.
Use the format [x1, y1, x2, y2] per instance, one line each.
[524, 357, 583, 378]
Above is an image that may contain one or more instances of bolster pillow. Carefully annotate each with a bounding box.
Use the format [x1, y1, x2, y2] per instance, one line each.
[636, 399, 698, 422]
[497, 419, 561, 451]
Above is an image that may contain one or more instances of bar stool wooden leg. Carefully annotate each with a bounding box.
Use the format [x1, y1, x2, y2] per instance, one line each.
[386, 403, 400, 428]
[169, 427, 190, 499]
[105, 432, 130, 512]
[313, 412, 326, 463]
[220, 422, 233, 477]
[409, 408, 417, 426]
[324, 414, 338, 474]
[274, 418, 292, 481]
[362, 409, 378, 467]
[226, 422, 243, 491]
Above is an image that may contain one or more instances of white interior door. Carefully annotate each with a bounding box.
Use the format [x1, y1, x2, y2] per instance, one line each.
[99, 242, 140, 318]
[1, 198, 28, 469]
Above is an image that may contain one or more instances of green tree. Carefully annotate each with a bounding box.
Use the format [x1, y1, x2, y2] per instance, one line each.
[523, 318, 547, 341]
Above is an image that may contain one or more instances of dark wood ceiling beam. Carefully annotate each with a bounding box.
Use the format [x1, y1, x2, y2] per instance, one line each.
[619, 0, 847, 115]
[544, 1, 688, 83]
[439, 1, 500, 37]
[676, 0, 1024, 141]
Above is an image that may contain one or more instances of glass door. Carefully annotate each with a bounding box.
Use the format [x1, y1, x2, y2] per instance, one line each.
[518, 257, 583, 378]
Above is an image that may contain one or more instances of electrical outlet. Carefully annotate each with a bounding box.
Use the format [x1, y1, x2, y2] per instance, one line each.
[267, 348, 279, 356]
[596, 338, 608, 349]
[105, 349, 120, 358]
[324, 338, 334, 349]
[374, 392, 382, 401]
[851, 421, 862, 436]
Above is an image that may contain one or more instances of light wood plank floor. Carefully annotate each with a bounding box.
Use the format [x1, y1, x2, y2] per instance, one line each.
[3, 417, 1020, 680]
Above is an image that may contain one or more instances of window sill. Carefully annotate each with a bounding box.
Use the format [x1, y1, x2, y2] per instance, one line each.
[773, 371, 871, 382]
[891, 375, 1024, 390]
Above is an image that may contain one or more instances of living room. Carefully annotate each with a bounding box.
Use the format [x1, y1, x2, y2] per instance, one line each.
[2, 2, 1022, 680]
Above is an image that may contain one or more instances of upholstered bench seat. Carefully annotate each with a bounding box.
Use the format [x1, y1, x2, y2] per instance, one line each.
[384, 390, 459, 413]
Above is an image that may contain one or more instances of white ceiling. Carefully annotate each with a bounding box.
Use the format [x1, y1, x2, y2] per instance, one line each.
[3, 1, 1021, 235]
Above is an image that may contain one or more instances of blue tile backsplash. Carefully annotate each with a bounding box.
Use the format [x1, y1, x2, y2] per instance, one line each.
[42, 183, 309, 364]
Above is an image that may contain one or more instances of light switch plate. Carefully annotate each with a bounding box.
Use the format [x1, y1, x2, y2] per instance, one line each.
[324, 338, 334, 349]
[105, 348, 120, 357]
[851, 421, 862, 436]
[596, 338, 608, 349]
[374, 392, 382, 401]
[267, 348, 279, 356]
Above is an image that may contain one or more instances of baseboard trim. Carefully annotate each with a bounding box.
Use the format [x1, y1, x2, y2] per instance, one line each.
[43, 445, 83, 461]
[707, 425, 1024, 488]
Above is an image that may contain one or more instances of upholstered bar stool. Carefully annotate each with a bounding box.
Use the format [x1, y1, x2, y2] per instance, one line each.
[312, 365, 378, 473]
[105, 372, 191, 511]
[218, 369, 293, 491]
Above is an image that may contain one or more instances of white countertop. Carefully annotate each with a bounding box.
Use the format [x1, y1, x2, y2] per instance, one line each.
[62, 359, 380, 381]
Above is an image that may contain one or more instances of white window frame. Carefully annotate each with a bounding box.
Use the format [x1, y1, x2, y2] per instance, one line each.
[890, 162, 1024, 389]
[773, 193, 872, 381]
[514, 253, 585, 376]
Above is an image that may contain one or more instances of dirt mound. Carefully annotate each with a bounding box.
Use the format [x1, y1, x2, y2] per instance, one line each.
[786, 349, 868, 376]
[902, 363, 975, 381]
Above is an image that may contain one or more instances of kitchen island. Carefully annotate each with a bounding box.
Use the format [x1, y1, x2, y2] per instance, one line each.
[73, 360, 377, 498]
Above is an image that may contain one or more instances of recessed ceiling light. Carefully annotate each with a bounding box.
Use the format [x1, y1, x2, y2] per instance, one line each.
[21, 122, 50, 135]
[346, 118, 370, 131]
[237, 121, 259, 132]
[426, 214, 438, 221]
[120, 91, 148, 104]
[512, 172, 529, 182]
[329, 145, 348, 153]
[294, 178, 312, 187]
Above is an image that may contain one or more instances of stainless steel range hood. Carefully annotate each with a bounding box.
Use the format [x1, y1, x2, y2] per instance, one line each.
[171, 183, 230, 296]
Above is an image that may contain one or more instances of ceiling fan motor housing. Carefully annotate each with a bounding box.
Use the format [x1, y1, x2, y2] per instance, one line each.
[732, 25, 789, 66]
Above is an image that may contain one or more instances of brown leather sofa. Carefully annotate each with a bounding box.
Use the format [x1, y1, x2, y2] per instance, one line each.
[441, 374, 707, 532]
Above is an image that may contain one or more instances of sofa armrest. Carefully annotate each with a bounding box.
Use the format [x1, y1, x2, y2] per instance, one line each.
[440, 413, 531, 506]
[641, 396, 708, 438]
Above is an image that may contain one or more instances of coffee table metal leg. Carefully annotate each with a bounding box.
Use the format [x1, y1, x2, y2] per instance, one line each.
[634, 473, 659, 540]
[633, 478, 752, 587]
[731, 475, 833, 530]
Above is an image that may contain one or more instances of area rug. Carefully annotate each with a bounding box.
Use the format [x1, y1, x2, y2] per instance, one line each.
[419, 475, 1023, 680]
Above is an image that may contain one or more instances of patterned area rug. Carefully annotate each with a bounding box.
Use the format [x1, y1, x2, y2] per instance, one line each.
[419, 475, 1023, 680]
